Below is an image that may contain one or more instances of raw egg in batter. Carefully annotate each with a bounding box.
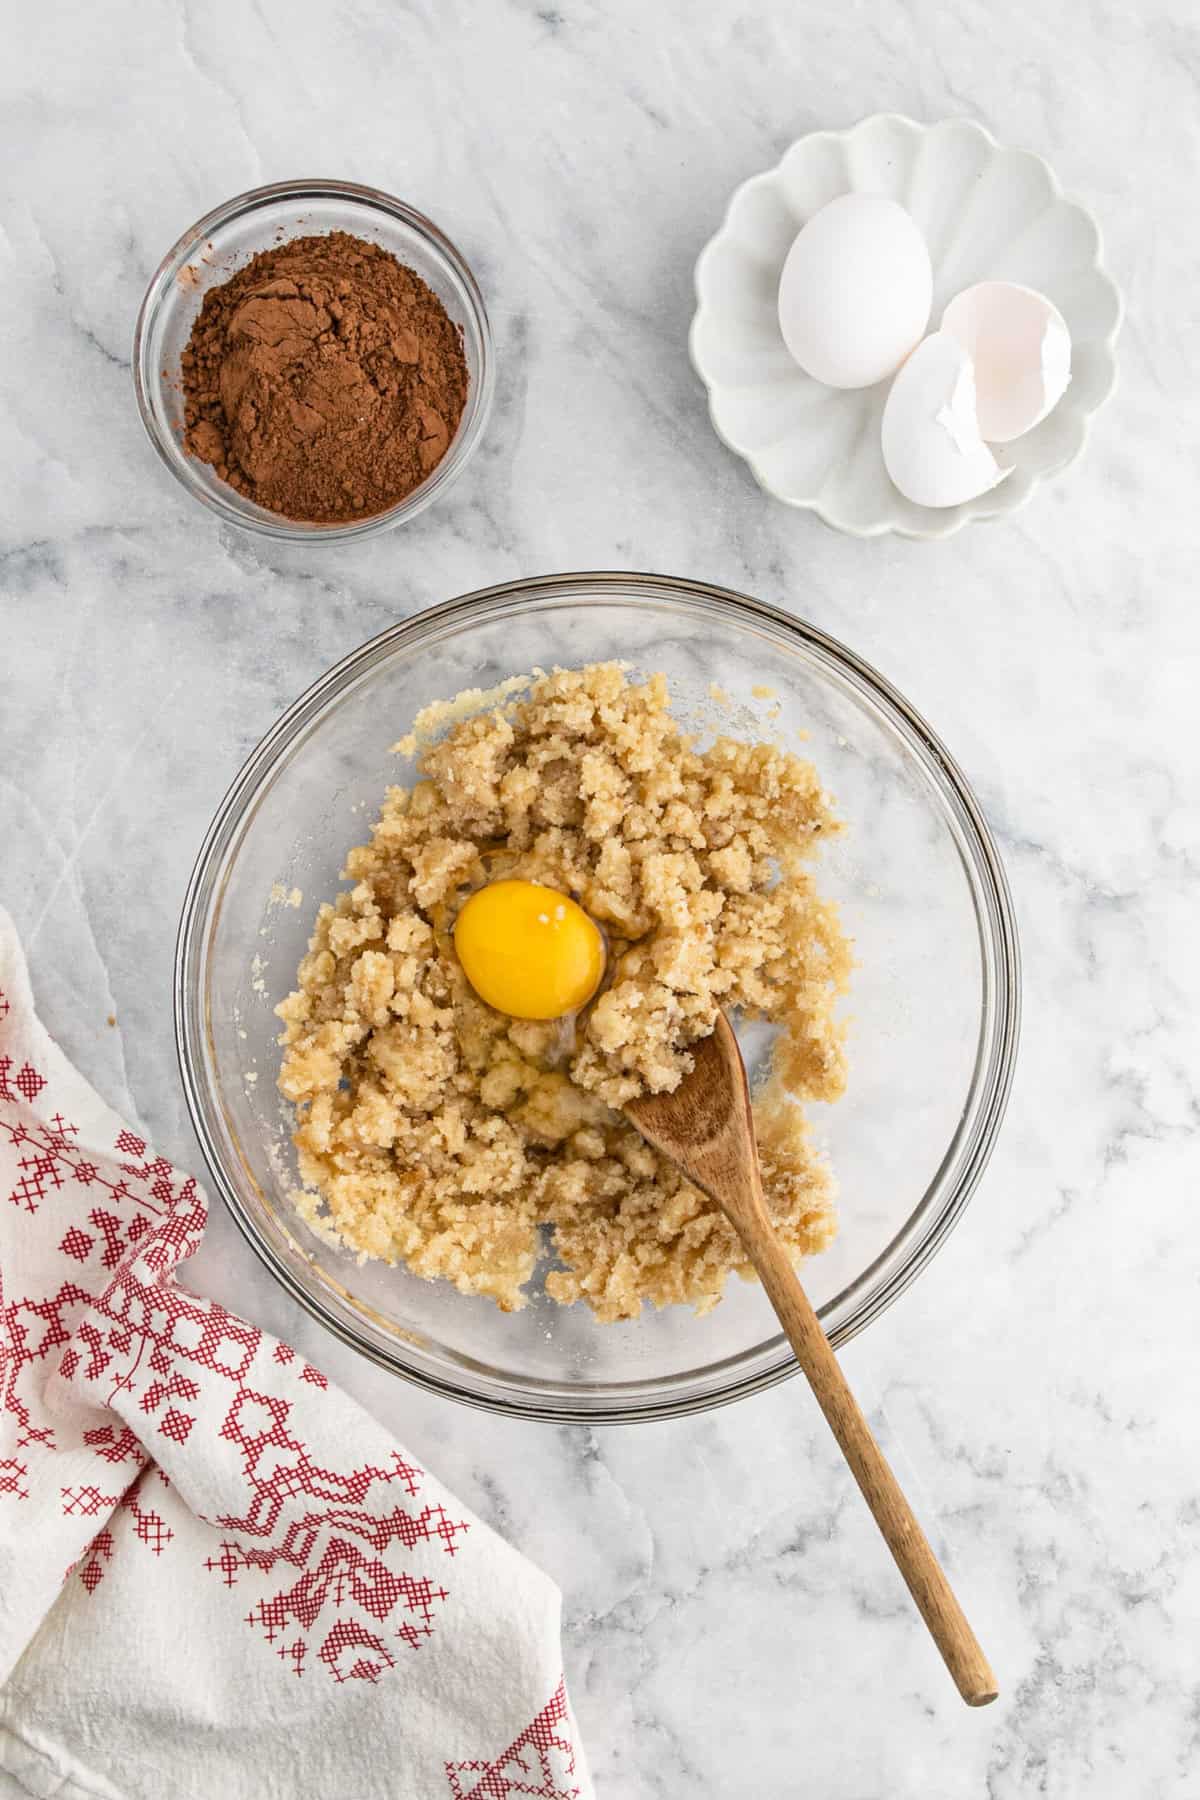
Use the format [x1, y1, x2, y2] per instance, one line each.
[454, 879, 606, 1021]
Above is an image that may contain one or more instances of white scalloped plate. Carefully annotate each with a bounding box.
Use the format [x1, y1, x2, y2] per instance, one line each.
[690, 115, 1123, 539]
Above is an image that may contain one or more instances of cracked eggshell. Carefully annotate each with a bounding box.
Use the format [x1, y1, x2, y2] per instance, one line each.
[881, 331, 1011, 509]
[777, 193, 932, 390]
[941, 281, 1072, 443]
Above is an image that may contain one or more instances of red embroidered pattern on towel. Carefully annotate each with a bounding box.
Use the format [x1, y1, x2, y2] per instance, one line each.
[445, 1678, 581, 1799]
[0, 984, 469, 1684]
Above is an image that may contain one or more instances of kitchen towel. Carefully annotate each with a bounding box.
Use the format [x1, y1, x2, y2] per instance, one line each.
[0, 908, 589, 1800]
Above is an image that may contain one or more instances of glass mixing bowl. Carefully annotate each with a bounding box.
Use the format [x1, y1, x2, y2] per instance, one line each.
[175, 574, 1019, 1421]
[133, 178, 493, 542]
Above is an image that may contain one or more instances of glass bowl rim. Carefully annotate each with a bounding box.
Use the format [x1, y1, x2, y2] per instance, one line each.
[132, 176, 495, 544]
[174, 571, 1021, 1422]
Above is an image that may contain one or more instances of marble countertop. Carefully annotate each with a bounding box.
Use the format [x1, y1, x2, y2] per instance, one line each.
[4, 1, 1198, 1793]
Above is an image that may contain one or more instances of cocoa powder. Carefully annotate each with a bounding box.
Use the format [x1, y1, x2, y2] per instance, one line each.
[181, 231, 468, 524]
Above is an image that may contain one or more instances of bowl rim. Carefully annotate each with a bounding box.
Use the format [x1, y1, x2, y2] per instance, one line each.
[175, 571, 1021, 1423]
[132, 176, 495, 543]
[689, 112, 1124, 541]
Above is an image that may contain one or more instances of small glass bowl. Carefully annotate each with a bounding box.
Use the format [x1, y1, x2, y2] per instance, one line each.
[132, 178, 494, 542]
[176, 574, 1020, 1422]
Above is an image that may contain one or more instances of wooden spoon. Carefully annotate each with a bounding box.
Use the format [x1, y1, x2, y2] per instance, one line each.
[625, 1011, 998, 1707]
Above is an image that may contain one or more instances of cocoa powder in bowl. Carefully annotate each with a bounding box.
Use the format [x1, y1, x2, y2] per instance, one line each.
[181, 231, 468, 524]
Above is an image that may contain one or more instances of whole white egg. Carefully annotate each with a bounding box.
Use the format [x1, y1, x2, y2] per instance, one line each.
[777, 193, 932, 389]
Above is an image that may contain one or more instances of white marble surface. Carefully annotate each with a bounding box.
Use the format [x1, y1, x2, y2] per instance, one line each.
[3, 2, 1198, 1793]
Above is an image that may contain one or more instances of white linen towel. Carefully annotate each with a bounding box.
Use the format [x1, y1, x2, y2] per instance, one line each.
[0, 908, 589, 1799]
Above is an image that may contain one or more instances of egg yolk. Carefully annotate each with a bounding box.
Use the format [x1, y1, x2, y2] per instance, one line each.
[453, 880, 606, 1021]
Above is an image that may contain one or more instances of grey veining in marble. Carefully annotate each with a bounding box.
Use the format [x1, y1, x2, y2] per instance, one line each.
[3, 1, 1199, 1794]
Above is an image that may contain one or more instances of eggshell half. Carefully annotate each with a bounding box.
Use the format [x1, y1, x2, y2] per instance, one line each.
[777, 193, 933, 390]
[881, 331, 1011, 509]
[941, 282, 1072, 443]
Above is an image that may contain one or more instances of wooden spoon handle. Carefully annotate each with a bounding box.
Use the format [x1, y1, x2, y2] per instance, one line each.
[744, 1221, 997, 1706]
